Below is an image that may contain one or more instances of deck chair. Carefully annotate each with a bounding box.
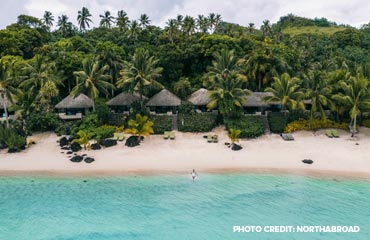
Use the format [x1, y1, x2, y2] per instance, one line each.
[113, 133, 119, 140]
[331, 130, 340, 138]
[118, 133, 125, 141]
[164, 131, 170, 139]
[325, 130, 333, 138]
[213, 135, 218, 143]
[287, 133, 295, 141]
[207, 135, 213, 143]
[170, 132, 175, 140]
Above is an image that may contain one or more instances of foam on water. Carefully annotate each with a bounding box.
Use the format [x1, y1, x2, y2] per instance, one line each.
[0, 174, 369, 240]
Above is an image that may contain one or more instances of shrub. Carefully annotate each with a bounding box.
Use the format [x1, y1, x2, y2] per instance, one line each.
[95, 99, 114, 125]
[268, 112, 287, 133]
[224, 116, 265, 138]
[362, 119, 370, 128]
[178, 101, 195, 115]
[55, 121, 81, 136]
[0, 126, 26, 153]
[27, 112, 61, 132]
[178, 113, 218, 132]
[151, 115, 172, 134]
[285, 119, 348, 133]
[93, 125, 115, 142]
[287, 110, 309, 123]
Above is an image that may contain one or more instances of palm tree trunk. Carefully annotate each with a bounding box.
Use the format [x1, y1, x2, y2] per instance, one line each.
[92, 100, 95, 112]
[352, 114, 357, 137]
[3, 103, 9, 128]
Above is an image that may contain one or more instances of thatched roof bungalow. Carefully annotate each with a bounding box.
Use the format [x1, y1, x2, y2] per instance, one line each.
[55, 94, 93, 119]
[107, 92, 146, 113]
[243, 92, 281, 115]
[146, 89, 181, 114]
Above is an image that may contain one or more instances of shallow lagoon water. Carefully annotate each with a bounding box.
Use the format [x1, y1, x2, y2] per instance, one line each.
[0, 174, 369, 240]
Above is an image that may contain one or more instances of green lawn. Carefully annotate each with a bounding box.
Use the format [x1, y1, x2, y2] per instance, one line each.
[282, 26, 347, 36]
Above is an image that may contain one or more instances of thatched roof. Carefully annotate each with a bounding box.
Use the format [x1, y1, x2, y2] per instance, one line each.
[107, 92, 146, 106]
[55, 94, 93, 109]
[188, 88, 210, 106]
[146, 89, 181, 107]
[0, 96, 12, 109]
[243, 92, 277, 107]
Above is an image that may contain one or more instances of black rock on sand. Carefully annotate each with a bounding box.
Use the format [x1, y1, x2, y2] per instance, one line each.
[302, 159, 314, 164]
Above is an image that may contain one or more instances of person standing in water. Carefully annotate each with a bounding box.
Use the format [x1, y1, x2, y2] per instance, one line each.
[191, 169, 197, 182]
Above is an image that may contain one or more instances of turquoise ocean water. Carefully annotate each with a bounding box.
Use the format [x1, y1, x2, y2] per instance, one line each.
[0, 174, 369, 240]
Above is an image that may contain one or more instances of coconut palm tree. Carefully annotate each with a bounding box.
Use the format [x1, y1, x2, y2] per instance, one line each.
[264, 73, 304, 115]
[165, 19, 178, 43]
[71, 59, 115, 111]
[72, 130, 91, 150]
[332, 73, 370, 137]
[0, 63, 19, 128]
[99, 11, 114, 28]
[183, 15, 196, 35]
[125, 114, 154, 142]
[207, 72, 249, 117]
[42, 11, 54, 27]
[304, 70, 334, 128]
[20, 55, 61, 95]
[139, 14, 150, 29]
[197, 15, 209, 33]
[117, 48, 163, 105]
[204, 49, 246, 88]
[116, 10, 130, 31]
[173, 77, 192, 99]
[247, 23, 255, 34]
[261, 20, 272, 38]
[77, 7, 93, 32]
[57, 15, 72, 37]
[37, 80, 59, 112]
[127, 20, 141, 40]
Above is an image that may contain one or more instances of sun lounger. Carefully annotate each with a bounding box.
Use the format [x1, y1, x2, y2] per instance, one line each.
[113, 133, 119, 140]
[325, 130, 333, 138]
[287, 133, 294, 140]
[207, 135, 213, 143]
[331, 130, 340, 138]
[164, 131, 170, 139]
[169, 132, 175, 140]
[118, 133, 125, 141]
[213, 135, 218, 143]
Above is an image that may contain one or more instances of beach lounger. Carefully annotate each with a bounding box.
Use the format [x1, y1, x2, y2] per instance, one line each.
[164, 131, 170, 139]
[287, 133, 294, 141]
[113, 133, 119, 140]
[325, 130, 333, 138]
[331, 130, 340, 138]
[118, 133, 125, 141]
[207, 135, 213, 143]
[280, 133, 288, 141]
[213, 135, 218, 143]
[169, 132, 175, 140]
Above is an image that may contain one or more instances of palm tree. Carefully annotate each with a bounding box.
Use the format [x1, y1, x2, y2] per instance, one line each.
[165, 19, 178, 43]
[304, 70, 334, 128]
[21, 55, 61, 95]
[228, 128, 241, 144]
[183, 16, 196, 35]
[214, 14, 222, 32]
[71, 59, 115, 111]
[37, 80, 59, 112]
[117, 48, 163, 105]
[261, 20, 272, 38]
[125, 114, 154, 142]
[57, 15, 72, 37]
[264, 73, 304, 115]
[0, 63, 19, 128]
[208, 13, 216, 33]
[139, 14, 150, 29]
[197, 15, 209, 33]
[72, 130, 91, 150]
[77, 7, 93, 32]
[207, 72, 249, 117]
[247, 23, 255, 34]
[173, 77, 192, 99]
[99, 11, 114, 28]
[116, 10, 130, 31]
[42, 11, 54, 27]
[204, 49, 246, 88]
[127, 20, 141, 40]
[332, 73, 370, 137]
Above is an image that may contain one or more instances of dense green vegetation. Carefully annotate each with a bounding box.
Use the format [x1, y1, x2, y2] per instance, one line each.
[2, 10, 370, 148]
[151, 115, 172, 134]
[224, 116, 265, 138]
[178, 114, 218, 132]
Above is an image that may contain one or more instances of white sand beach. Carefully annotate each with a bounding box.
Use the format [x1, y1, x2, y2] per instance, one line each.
[0, 127, 370, 178]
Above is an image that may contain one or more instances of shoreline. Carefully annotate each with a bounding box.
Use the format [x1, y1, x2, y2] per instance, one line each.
[1, 168, 370, 180]
[1, 127, 370, 180]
